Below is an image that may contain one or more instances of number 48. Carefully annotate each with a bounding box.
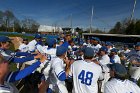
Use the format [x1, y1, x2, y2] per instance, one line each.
[78, 70, 93, 86]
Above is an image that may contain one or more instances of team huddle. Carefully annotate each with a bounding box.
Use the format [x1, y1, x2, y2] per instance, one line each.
[0, 34, 140, 93]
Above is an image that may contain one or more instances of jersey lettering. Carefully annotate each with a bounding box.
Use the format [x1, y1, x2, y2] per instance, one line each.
[78, 70, 93, 85]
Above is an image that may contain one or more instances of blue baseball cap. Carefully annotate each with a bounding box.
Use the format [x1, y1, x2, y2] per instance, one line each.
[91, 37, 95, 40]
[0, 36, 12, 42]
[79, 46, 86, 52]
[79, 41, 84, 45]
[107, 63, 127, 77]
[101, 41, 105, 45]
[91, 37, 100, 42]
[84, 47, 94, 58]
[61, 41, 69, 48]
[100, 46, 108, 52]
[34, 34, 42, 39]
[106, 42, 113, 46]
[56, 46, 68, 56]
[136, 42, 140, 46]
[111, 48, 118, 53]
[46, 38, 56, 48]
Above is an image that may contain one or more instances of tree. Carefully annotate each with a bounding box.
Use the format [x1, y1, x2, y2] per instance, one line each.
[125, 21, 135, 34]
[75, 27, 83, 35]
[135, 20, 140, 35]
[0, 10, 40, 33]
[108, 22, 122, 34]
[21, 18, 40, 33]
[4, 10, 17, 31]
[14, 19, 21, 32]
[108, 18, 140, 35]
[93, 29, 104, 33]
[0, 11, 4, 26]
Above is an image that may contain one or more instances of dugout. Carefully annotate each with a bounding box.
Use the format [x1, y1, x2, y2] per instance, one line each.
[82, 33, 140, 44]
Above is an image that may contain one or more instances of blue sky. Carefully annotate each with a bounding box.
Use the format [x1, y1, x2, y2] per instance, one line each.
[0, 0, 140, 31]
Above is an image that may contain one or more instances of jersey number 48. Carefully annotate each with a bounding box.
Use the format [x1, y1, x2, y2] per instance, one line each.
[78, 70, 93, 86]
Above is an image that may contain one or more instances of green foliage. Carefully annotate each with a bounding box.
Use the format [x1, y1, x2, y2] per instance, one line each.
[75, 27, 83, 35]
[0, 10, 40, 33]
[135, 20, 140, 35]
[108, 19, 140, 35]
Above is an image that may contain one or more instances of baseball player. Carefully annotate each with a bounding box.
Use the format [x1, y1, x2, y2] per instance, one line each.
[122, 45, 131, 54]
[86, 38, 92, 47]
[69, 47, 103, 93]
[0, 51, 47, 93]
[104, 63, 140, 93]
[58, 38, 64, 46]
[98, 46, 111, 92]
[110, 48, 121, 64]
[128, 42, 140, 83]
[119, 45, 131, 66]
[27, 34, 42, 53]
[39, 38, 57, 80]
[106, 42, 113, 53]
[91, 37, 102, 53]
[18, 38, 29, 52]
[0, 36, 39, 63]
[49, 45, 69, 93]
[45, 38, 57, 59]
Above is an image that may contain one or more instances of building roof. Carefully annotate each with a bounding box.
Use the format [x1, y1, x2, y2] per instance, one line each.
[38, 25, 63, 32]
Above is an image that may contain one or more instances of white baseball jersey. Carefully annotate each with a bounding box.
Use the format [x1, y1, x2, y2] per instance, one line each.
[130, 67, 140, 80]
[50, 57, 68, 93]
[112, 55, 121, 64]
[27, 40, 37, 52]
[123, 49, 131, 54]
[92, 44, 102, 53]
[36, 44, 43, 53]
[87, 43, 92, 47]
[41, 48, 57, 79]
[69, 60, 103, 93]
[99, 54, 110, 67]
[44, 48, 56, 59]
[107, 48, 113, 54]
[0, 82, 14, 93]
[129, 50, 140, 80]
[18, 43, 29, 52]
[104, 78, 140, 93]
[98, 54, 111, 92]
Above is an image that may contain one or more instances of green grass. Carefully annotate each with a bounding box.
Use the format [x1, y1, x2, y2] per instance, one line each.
[0, 34, 34, 41]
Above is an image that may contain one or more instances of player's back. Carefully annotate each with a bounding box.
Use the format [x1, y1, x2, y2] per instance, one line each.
[71, 60, 102, 93]
[105, 78, 140, 93]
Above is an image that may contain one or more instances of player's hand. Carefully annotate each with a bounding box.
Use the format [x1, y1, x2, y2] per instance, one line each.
[40, 55, 47, 63]
[34, 53, 43, 59]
